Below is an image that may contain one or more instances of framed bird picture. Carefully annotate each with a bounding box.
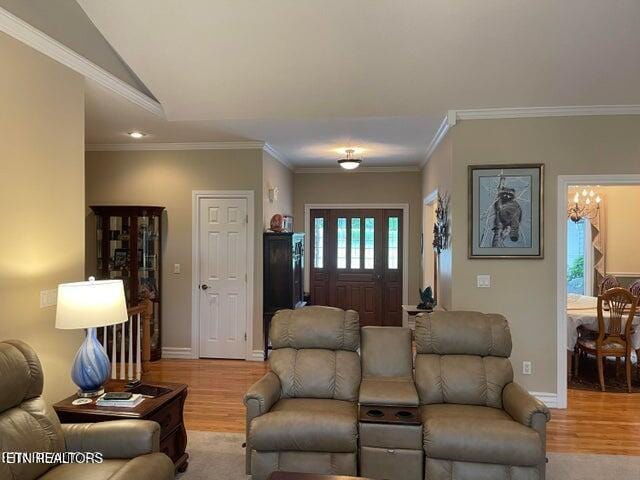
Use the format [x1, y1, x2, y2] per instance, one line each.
[468, 164, 544, 259]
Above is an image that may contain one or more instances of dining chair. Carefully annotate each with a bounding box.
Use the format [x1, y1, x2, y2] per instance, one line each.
[630, 280, 640, 378]
[575, 287, 639, 392]
[599, 275, 620, 312]
[599, 275, 620, 294]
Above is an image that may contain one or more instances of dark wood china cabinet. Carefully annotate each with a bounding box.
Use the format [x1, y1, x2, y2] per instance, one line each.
[90, 205, 165, 361]
[263, 232, 305, 359]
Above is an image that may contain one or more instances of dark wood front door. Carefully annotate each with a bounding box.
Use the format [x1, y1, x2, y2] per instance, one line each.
[310, 208, 403, 326]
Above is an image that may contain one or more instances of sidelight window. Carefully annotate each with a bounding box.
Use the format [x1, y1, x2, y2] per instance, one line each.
[313, 217, 324, 268]
[337, 218, 347, 269]
[388, 217, 399, 269]
[364, 217, 375, 269]
[351, 218, 361, 269]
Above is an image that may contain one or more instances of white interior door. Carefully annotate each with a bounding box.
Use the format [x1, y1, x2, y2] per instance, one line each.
[198, 197, 248, 358]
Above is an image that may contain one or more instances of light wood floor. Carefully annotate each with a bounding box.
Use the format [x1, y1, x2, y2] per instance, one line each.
[146, 358, 640, 455]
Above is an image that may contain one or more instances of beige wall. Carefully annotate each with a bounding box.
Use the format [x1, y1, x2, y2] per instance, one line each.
[448, 116, 640, 393]
[85, 149, 266, 352]
[599, 186, 640, 276]
[262, 152, 294, 230]
[421, 134, 453, 309]
[0, 33, 85, 402]
[293, 171, 423, 305]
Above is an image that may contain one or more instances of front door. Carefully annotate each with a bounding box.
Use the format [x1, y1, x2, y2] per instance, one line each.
[198, 197, 248, 358]
[310, 208, 403, 326]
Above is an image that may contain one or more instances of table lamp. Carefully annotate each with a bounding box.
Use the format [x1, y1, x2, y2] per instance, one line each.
[56, 277, 128, 397]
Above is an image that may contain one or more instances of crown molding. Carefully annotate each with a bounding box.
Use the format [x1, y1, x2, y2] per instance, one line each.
[295, 166, 420, 174]
[263, 143, 293, 170]
[454, 105, 640, 120]
[421, 112, 455, 167]
[86, 141, 294, 170]
[0, 6, 164, 118]
[421, 105, 640, 166]
[86, 141, 267, 151]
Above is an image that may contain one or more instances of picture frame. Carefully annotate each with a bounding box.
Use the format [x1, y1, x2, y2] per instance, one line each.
[113, 248, 129, 269]
[468, 164, 544, 259]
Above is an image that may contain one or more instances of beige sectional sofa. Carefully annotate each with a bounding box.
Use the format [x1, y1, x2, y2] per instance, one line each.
[244, 307, 550, 480]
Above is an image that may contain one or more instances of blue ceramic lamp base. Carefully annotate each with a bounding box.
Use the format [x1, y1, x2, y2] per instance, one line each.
[71, 327, 112, 397]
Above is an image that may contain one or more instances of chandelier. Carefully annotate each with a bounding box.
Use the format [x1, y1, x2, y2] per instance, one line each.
[568, 186, 601, 223]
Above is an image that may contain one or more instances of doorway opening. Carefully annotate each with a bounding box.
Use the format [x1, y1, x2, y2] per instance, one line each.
[423, 190, 438, 300]
[557, 175, 640, 408]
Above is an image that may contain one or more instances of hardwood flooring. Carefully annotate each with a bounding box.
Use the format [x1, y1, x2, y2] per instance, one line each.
[146, 358, 267, 433]
[146, 358, 640, 455]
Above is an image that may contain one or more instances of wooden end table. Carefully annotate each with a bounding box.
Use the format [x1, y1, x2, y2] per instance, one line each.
[53, 380, 189, 473]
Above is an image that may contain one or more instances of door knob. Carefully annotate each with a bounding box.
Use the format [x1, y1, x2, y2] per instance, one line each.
[200, 284, 209, 290]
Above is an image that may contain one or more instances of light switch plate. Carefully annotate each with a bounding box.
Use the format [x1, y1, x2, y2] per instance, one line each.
[173, 264, 181, 274]
[476, 274, 491, 288]
[523, 361, 533, 375]
[40, 289, 57, 308]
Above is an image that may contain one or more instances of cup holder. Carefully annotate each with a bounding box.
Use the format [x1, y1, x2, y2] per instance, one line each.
[366, 409, 385, 418]
[396, 410, 414, 419]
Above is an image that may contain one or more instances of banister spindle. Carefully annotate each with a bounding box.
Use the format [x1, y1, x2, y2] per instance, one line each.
[111, 324, 117, 379]
[136, 313, 142, 379]
[120, 321, 125, 379]
[128, 315, 134, 379]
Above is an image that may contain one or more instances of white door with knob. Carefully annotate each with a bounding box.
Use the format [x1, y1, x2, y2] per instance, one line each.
[198, 196, 248, 358]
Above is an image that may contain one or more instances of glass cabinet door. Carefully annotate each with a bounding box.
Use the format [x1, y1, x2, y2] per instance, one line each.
[138, 215, 161, 353]
[97, 215, 132, 303]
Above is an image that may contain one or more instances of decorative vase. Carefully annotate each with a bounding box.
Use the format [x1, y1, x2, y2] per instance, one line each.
[71, 327, 111, 397]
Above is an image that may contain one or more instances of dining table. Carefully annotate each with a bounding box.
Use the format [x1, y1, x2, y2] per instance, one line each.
[566, 294, 640, 351]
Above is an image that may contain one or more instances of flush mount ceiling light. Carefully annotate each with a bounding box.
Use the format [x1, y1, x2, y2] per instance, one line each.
[337, 149, 362, 170]
[128, 131, 146, 139]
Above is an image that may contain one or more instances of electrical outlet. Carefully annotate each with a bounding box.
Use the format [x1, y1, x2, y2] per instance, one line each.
[40, 289, 57, 308]
[476, 275, 491, 288]
[173, 264, 181, 274]
[522, 361, 533, 375]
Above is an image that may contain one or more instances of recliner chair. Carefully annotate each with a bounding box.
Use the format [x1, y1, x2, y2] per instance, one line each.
[414, 311, 550, 480]
[0, 340, 174, 480]
[244, 306, 361, 480]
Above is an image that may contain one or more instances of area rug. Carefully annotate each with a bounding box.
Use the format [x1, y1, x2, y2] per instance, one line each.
[570, 355, 640, 393]
[178, 431, 640, 480]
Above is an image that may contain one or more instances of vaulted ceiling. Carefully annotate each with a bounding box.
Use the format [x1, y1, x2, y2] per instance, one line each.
[20, 1, 640, 166]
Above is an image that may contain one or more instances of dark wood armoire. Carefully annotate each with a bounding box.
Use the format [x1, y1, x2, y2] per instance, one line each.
[263, 232, 305, 359]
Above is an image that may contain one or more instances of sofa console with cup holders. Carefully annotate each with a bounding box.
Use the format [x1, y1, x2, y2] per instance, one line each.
[244, 308, 550, 480]
[358, 326, 423, 480]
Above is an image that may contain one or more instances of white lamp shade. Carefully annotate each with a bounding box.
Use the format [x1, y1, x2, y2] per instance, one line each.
[56, 279, 128, 329]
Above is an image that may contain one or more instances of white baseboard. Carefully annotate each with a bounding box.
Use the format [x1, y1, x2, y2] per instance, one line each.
[530, 391, 558, 408]
[250, 350, 267, 362]
[162, 347, 194, 359]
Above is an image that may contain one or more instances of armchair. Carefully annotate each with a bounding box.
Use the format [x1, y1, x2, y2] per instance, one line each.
[0, 340, 174, 480]
[244, 306, 361, 480]
[414, 311, 550, 480]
